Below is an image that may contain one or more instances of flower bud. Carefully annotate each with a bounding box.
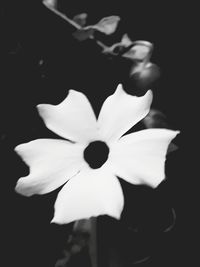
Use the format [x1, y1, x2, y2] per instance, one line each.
[130, 63, 160, 90]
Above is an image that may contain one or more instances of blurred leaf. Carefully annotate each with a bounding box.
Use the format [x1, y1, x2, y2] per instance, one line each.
[72, 28, 95, 41]
[167, 143, 178, 154]
[122, 41, 153, 61]
[121, 33, 133, 47]
[142, 109, 178, 154]
[102, 35, 153, 62]
[101, 34, 131, 55]
[43, 0, 57, 8]
[86, 15, 121, 35]
[73, 15, 120, 41]
[142, 108, 168, 129]
[73, 13, 88, 27]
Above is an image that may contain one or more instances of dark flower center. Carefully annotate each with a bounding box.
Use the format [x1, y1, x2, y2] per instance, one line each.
[84, 141, 109, 169]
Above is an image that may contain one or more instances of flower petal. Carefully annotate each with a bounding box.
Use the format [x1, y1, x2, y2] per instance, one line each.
[37, 90, 98, 144]
[73, 28, 95, 41]
[97, 84, 153, 143]
[72, 13, 88, 27]
[15, 139, 87, 196]
[51, 166, 124, 224]
[108, 129, 180, 188]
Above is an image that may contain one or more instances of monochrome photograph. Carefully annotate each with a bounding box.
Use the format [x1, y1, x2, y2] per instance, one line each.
[1, 1, 192, 266]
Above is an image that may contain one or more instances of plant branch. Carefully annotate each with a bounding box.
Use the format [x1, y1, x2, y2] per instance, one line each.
[43, 1, 82, 29]
[43, 1, 112, 53]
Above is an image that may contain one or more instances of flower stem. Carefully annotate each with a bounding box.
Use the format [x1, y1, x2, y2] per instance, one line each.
[88, 218, 98, 267]
[73, 218, 98, 267]
[43, 1, 82, 29]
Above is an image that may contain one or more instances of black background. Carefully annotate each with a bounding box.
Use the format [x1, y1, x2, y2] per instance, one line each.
[1, 1, 194, 266]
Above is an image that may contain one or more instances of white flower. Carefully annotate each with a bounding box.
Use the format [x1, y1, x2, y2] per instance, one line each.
[15, 84, 179, 224]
